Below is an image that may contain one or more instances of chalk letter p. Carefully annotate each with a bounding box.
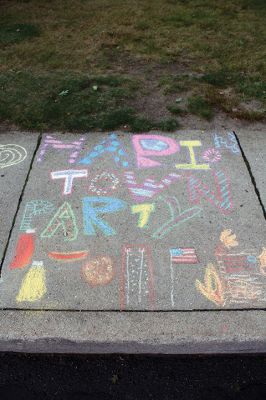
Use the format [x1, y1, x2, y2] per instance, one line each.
[132, 134, 179, 168]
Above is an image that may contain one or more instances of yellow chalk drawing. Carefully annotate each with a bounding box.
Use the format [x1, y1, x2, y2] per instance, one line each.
[175, 140, 210, 170]
[220, 229, 238, 249]
[258, 247, 266, 275]
[131, 203, 155, 228]
[16, 261, 46, 302]
[195, 263, 224, 306]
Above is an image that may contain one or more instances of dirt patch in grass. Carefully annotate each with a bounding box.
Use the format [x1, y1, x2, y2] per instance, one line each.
[0, 0, 265, 131]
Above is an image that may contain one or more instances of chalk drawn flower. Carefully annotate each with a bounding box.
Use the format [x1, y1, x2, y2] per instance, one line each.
[82, 256, 115, 286]
[258, 247, 266, 275]
[220, 229, 238, 249]
[202, 148, 221, 163]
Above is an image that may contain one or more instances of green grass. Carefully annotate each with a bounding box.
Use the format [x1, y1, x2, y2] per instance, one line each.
[0, 23, 40, 45]
[0, 0, 265, 130]
[187, 96, 213, 120]
[0, 71, 179, 131]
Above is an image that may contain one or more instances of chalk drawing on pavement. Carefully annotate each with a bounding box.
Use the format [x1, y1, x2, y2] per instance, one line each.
[4, 132, 264, 310]
[81, 256, 115, 287]
[196, 230, 266, 307]
[0, 144, 27, 169]
[120, 245, 155, 310]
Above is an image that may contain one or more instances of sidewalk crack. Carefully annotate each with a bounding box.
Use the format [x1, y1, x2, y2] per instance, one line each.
[0, 133, 43, 274]
[233, 131, 266, 220]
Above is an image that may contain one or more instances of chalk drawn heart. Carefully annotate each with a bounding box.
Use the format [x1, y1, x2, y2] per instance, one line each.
[0, 144, 27, 169]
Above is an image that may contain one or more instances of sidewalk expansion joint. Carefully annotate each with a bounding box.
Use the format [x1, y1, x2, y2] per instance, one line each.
[0, 133, 43, 275]
[1, 308, 266, 313]
[234, 131, 266, 219]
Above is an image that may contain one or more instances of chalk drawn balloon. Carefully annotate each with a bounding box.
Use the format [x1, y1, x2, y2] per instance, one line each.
[82, 256, 115, 286]
[0, 144, 27, 169]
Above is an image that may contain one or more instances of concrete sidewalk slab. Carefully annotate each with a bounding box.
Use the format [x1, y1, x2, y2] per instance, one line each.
[236, 129, 266, 210]
[0, 131, 265, 311]
[0, 132, 40, 263]
[0, 310, 265, 354]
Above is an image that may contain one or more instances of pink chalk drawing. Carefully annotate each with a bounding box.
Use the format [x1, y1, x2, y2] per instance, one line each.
[124, 171, 181, 202]
[202, 148, 221, 163]
[88, 172, 120, 196]
[51, 169, 88, 195]
[132, 134, 179, 168]
[120, 245, 155, 310]
[187, 169, 233, 214]
[37, 135, 85, 163]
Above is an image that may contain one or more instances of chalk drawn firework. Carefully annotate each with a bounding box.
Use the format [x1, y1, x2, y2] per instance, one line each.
[120, 245, 155, 310]
[202, 148, 221, 163]
[0, 144, 27, 169]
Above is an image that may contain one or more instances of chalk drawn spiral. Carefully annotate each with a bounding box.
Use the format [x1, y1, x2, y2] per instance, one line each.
[0, 144, 27, 169]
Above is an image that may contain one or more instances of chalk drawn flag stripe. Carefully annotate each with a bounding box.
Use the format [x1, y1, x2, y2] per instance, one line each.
[170, 248, 199, 264]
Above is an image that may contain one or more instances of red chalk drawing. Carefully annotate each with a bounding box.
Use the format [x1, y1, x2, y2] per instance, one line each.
[9, 229, 35, 270]
[48, 250, 89, 262]
[187, 169, 233, 214]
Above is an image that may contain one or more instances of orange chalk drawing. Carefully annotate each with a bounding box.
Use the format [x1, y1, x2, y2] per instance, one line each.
[219, 229, 238, 249]
[82, 256, 115, 286]
[195, 263, 224, 306]
[9, 229, 35, 270]
[258, 248, 266, 275]
[48, 250, 89, 262]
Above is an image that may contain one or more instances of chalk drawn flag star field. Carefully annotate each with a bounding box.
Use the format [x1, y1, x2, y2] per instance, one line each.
[0, 131, 265, 310]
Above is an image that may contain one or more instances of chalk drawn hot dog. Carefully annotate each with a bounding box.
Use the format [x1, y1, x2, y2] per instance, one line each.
[48, 251, 89, 262]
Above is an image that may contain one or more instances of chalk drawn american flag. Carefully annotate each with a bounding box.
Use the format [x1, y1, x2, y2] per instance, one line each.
[170, 248, 198, 264]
